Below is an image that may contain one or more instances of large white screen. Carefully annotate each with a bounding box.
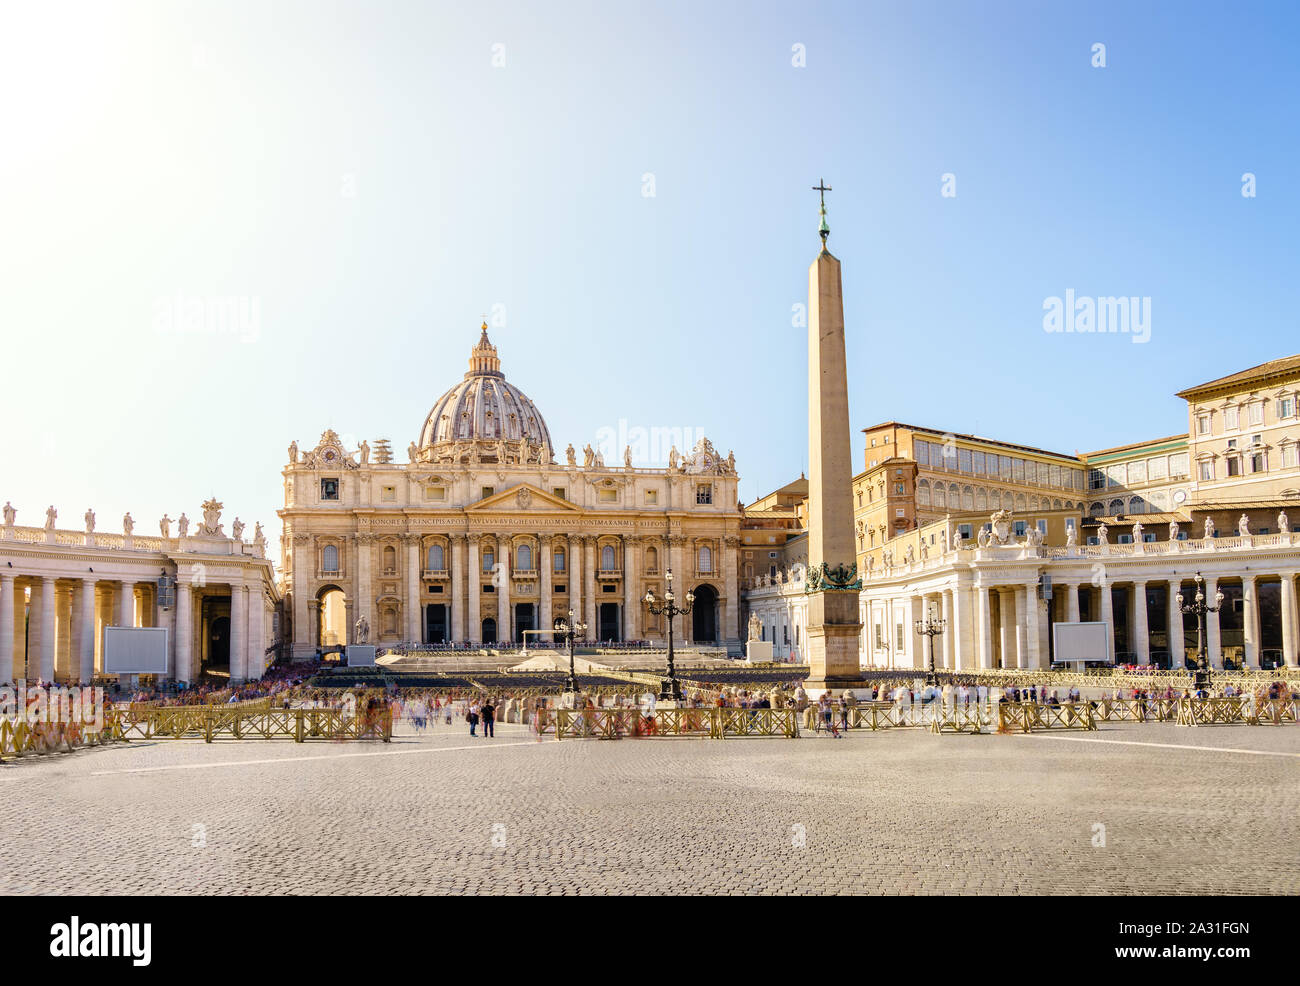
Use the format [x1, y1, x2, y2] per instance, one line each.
[103, 626, 169, 674]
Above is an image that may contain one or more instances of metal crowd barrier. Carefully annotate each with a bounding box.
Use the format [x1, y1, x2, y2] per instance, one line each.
[110, 705, 393, 743]
[0, 715, 125, 761]
[552, 706, 798, 740]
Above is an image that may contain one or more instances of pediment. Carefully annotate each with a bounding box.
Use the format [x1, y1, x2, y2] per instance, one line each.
[467, 483, 581, 513]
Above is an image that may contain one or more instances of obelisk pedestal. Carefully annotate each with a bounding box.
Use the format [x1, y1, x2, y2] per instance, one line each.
[803, 189, 863, 694]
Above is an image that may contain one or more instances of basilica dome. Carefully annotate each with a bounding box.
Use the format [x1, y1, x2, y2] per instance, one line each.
[416, 324, 554, 465]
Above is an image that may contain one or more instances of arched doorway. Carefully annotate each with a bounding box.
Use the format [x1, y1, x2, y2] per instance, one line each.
[318, 587, 347, 650]
[426, 604, 447, 644]
[208, 616, 230, 671]
[515, 603, 535, 639]
[599, 602, 621, 642]
[482, 617, 497, 644]
[692, 584, 719, 643]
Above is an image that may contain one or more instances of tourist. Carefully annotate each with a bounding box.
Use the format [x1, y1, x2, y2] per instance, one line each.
[468, 701, 480, 736]
[481, 699, 496, 738]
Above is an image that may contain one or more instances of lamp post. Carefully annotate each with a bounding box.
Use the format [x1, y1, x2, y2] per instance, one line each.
[644, 568, 693, 701]
[1176, 571, 1223, 696]
[913, 603, 946, 687]
[554, 609, 588, 694]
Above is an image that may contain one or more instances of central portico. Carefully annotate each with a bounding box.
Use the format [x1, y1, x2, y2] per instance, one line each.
[279, 325, 743, 657]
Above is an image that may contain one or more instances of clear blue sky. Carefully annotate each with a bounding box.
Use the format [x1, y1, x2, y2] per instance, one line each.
[2, 0, 1297, 561]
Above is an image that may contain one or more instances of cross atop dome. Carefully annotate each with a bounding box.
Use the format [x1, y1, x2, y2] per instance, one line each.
[468, 321, 502, 377]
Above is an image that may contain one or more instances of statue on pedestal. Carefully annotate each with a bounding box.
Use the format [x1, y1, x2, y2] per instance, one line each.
[45, 506, 57, 530]
[2, 502, 14, 527]
[565, 443, 577, 467]
[624, 445, 633, 469]
[232, 518, 245, 542]
[668, 445, 679, 471]
[84, 508, 95, 533]
[359, 440, 370, 465]
[1066, 524, 1078, 547]
[1280, 511, 1290, 534]
[583, 444, 595, 468]
[122, 512, 134, 536]
[1238, 514, 1250, 538]
[1097, 522, 1109, 545]
[178, 513, 190, 537]
[288, 441, 298, 464]
[747, 613, 762, 641]
[353, 615, 370, 644]
[1131, 520, 1144, 544]
[1203, 517, 1214, 540]
[160, 515, 172, 538]
[1169, 520, 1179, 542]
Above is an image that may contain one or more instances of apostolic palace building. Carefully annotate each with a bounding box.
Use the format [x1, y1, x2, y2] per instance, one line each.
[743, 354, 1300, 674]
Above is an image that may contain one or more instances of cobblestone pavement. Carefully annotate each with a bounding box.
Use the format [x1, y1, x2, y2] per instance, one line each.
[2, 721, 1296, 895]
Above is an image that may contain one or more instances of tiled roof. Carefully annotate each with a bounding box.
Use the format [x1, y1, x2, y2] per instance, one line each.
[1175, 354, 1300, 399]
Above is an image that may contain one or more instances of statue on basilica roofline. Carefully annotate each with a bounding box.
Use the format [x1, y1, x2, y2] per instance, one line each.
[122, 513, 134, 536]
[668, 445, 679, 471]
[3, 502, 14, 526]
[288, 441, 298, 464]
[624, 445, 633, 469]
[253, 522, 266, 552]
[1280, 511, 1290, 534]
[582, 444, 595, 468]
[160, 515, 172, 538]
[565, 443, 576, 467]
[178, 513, 190, 537]
[84, 508, 95, 533]
[358, 440, 369, 465]
[232, 518, 245, 542]
[1238, 514, 1251, 538]
[45, 506, 57, 530]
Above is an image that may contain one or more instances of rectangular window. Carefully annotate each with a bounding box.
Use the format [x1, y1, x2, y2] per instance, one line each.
[1249, 402, 1264, 425]
[644, 489, 658, 504]
[552, 487, 566, 500]
[425, 486, 446, 501]
[1089, 469, 1106, 491]
[1012, 458, 1025, 483]
[1198, 460, 1214, 481]
[874, 621, 884, 649]
[1127, 459, 1147, 484]
[1284, 445, 1298, 468]
[999, 455, 1012, 480]
[1148, 456, 1167, 481]
[1225, 406, 1239, 430]
[895, 623, 905, 651]
[914, 440, 930, 466]
[972, 450, 986, 475]
[1279, 397, 1294, 419]
[1049, 464, 1062, 488]
[958, 523, 972, 540]
[381, 485, 396, 501]
[482, 551, 495, 573]
[1013, 520, 1027, 536]
[1106, 464, 1125, 488]
[1197, 414, 1211, 435]
[1250, 452, 1266, 473]
[695, 485, 712, 504]
[320, 478, 340, 500]
[958, 449, 972, 473]
[1037, 520, 1048, 536]
[599, 489, 618, 503]
[1227, 457, 1240, 477]
[1169, 453, 1189, 479]
[481, 487, 495, 500]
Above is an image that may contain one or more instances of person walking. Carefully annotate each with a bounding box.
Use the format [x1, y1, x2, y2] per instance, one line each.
[467, 701, 480, 737]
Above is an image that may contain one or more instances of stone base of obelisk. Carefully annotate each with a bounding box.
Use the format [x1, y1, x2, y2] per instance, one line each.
[803, 591, 863, 696]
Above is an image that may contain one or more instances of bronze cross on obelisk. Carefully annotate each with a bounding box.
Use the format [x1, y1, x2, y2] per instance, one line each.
[813, 179, 831, 243]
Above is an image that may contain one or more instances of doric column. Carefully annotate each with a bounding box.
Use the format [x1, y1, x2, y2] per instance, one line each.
[539, 538, 553, 638]
[1024, 582, 1043, 669]
[355, 533, 373, 643]
[1280, 573, 1297, 668]
[12, 579, 27, 681]
[176, 579, 193, 683]
[977, 586, 994, 669]
[951, 585, 971, 670]
[466, 534, 481, 643]
[450, 534, 465, 642]
[1204, 575, 1222, 668]
[0, 574, 13, 684]
[405, 534, 421, 644]
[1241, 574, 1259, 668]
[623, 535, 639, 642]
[117, 579, 135, 628]
[230, 583, 247, 683]
[1100, 580, 1115, 662]
[996, 587, 1015, 670]
[1064, 581, 1080, 623]
[1132, 580, 1150, 665]
[40, 576, 57, 681]
[497, 535, 511, 644]
[939, 589, 954, 668]
[56, 584, 72, 681]
[247, 586, 264, 680]
[567, 534, 581, 632]
[77, 578, 96, 683]
[1167, 578, 1185, 669]
[722, 535, 739, 647]
[583, 536, 597, 638]
[291, 533, 311, 660]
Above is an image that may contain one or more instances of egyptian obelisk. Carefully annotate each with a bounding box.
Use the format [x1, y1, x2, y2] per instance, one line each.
[804, 180, 864, 692]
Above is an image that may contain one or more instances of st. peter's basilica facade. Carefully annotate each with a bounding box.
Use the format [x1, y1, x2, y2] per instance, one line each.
[279, 325, 743, 658]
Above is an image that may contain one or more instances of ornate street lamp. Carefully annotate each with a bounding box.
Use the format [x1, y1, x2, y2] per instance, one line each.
[644, 568, 694, 700]
[913, 604, 946, 687]
[554, 609, 588, 694]
[1176, 571, 1223, 695]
